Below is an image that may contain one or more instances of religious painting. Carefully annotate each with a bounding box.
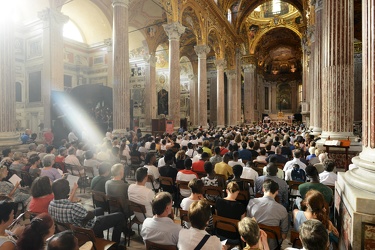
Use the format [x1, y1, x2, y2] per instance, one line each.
[248, 25, 260, 40]
[277, 83, 291, 110]
[363, 223, 375, 250]
[158, 89, 168, 115]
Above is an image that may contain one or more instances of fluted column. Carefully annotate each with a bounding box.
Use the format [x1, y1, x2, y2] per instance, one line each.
[0, 14, 18, 145]
[38, 8, 68, 130]
[215, 59, 226, 127]
[236, 49, 242, 124]
[194, 45, 210, 128]
[112, 0, 130, 133]
[189, 74, 197, 126]
[321, 0, 354, 139]
[209, 72, 218, 126]
[104, 38, 113, 87]
[336, 2, 375, 248]
[243, 64, 256, 124]
[144, 54, 157, 129]
[308, 25, 315, 130]
[163, 22, 185, 130]
[226, 70, 237, 125]
[311, 0, 323, 134]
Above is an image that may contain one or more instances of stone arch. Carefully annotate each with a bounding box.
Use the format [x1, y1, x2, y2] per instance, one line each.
[180, 4, 204, 44]
[207, 28, 224, 58]
[249, 25, 302, 54]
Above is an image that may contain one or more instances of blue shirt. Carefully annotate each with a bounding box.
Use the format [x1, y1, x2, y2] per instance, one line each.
[238, 149, 252, 161]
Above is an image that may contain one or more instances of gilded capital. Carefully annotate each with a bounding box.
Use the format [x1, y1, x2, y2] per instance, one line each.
[163, 22, 186, 40]
[194, 45, 210, 59]
[242, 64, 256, 72]
[144, 54, 158, 67]
[226, 70, 237, 79]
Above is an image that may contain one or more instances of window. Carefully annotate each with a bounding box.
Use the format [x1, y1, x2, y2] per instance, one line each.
[15, 82, 22, 102]
[28, 71, 41, 102]
[64, 75, 72, 90]
[227, 9, 232, 23]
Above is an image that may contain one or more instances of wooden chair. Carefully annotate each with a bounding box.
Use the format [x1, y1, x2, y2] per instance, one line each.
[92, 191, 110, 212]
[275, 163, 285, 170]
[240, 178, 254, 190]
[176, 180, 190, 201]
[202, 186, 224, 206]
[145, 240, 178, 250]
[65, 164, 88, 193]
[54, 220, 71, 233]
[236, 190, 250, 204]
[147, 175, 158, 192]
[106, 195, 129, 244]
[70, 224, 116, 250]
[84, 166, 95, 185]
[212, 214, 242, 247]
[287, 180, 302, 210]
[290, 229, 302, 248]
[128, 200, 147, 236]
[258, 223, 282, 250]
[179, 209, 190, 228]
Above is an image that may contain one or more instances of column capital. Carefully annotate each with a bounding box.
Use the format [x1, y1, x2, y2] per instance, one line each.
[112, 0, 130, 8]
[315, 0, 323, 11]
[104, 38, 112, 52]
[38, 8, 69, 25]
[242, 64, 256, 72]
[163, 22, 185, 40]
[226, 70, 237, 79]
[194, 45, 210, 59]
[215, 59, 227, 70]
[144, 54, 157, 67]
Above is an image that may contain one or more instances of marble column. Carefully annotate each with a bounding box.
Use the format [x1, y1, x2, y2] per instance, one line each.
[321, 0, 354, 140]
[189, 74, 197, 127]
[112, 0, 130, 134]
[209, 72, 218, 126]
[226, 70, 237, 126]
[336, 3, 375, 248]
[236, 49, 242, 124]
[0, 14, 18, 145]
[312, 0, 323, 134]
[243, 64, 256, 124]
[104, 38, 113, 87]
[38, 8, 68, 130]
[215, 59, 226, 127]
[308, 25, 315, 130]
[163, 22, 185, 130]
[194, 45, 210, 128]
[144, 54, 157, 129]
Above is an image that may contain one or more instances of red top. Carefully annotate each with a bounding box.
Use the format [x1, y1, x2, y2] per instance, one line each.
[28, 193, 54, 214]
[192, 160, 205, 173]
[220, 147, 229, 156]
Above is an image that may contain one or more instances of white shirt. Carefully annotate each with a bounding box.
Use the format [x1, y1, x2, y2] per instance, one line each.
[145, 141, 152, 150]
[145, 164, 160, 190]
[228, 160, 245, 168]
[186, 149, 198, 158]
[240, 167, 258, 181]
[158, 157, 166, 168]
[283, 158, 307, 171]
[319, 171, 337, 186]
[68, 132, 78, 143]
[192, 154, 201, 163]
[128, 184, 154, 222]
[141, 217, 181, 245]
[177, 228, 222, 250]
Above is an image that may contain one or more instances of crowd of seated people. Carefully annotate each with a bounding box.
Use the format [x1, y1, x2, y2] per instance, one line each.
[0, 122, 342, 249]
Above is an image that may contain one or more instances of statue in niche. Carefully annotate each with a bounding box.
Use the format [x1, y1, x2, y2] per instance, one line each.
[158, 89, 169, 115]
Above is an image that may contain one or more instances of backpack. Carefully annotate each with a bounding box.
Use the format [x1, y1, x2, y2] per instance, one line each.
[291, 166, 306, 182]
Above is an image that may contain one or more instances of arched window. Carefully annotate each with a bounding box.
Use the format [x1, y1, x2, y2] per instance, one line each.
[63, 20, 84, 43]
[15, 82, 22, 102]
[227, 9, 232, 23]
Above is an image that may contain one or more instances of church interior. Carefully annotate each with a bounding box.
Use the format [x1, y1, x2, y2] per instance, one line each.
[0, 0, 375, 249]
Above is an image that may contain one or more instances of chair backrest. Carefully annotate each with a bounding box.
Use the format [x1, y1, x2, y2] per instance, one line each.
[91, 191, 109, 212]
[275, 163, 285, 170]
[131, 155, 141, 164]
[106, 195, 125, 214]
[287, 180, 302, 191]
[203, 186, 224, 198]
[236, 190, 250, 203]
[159, 176, 174, 186]
[290, 229, 302, 248]
[258, 223, 282, 242]
[71, 224, 116, 250]
[147, 175, 156, 190]
[145, 240, 178, 250]
[65, 164, 74, 175]
[179, 209, 190, 228]
[176, 180, 190, 196]
[240, 178, 254, 189]
[212, 215, 240, 233]
[128, 200, 147, 219]
[54, 220, 71, 233]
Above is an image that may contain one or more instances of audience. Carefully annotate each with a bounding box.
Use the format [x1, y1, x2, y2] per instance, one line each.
[283, 149, 307, 171]
[28, 176, 54, 214]
[214, 153, 233, 181]
[141, 192, 181, 245]
[0, 200, 18, 250]
[238, 217, 270, 250]
[128, 167, 154, 221]
[143, 153, 160, 191]
[210, 146, 223, 167]
[180, 178, 204, 211]
[0, 164, 30, 206]
[17, 213, 55, 250]
[46, 230, 79, 250]
[90, 163, 111, 193]
[319, 159, 337, 186]
[40, 154, 62, 182]
[177, 200, 222, 250]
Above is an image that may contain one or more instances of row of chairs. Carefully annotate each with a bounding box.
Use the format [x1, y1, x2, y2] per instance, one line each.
[91, 190, 147, 247]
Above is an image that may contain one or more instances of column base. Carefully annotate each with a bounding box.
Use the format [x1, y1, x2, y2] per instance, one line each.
[311, 126, 322, 136]
[0, 132, 20, 146]
[336, 169, 375, 249]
